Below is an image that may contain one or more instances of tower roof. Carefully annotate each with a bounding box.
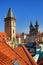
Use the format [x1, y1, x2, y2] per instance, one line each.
[30, 21, 33, 27]
[5, 8, 15, 19]
[35, 20, 39, 26]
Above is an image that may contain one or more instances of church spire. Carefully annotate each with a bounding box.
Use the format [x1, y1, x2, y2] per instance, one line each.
[5, 8, 16, 19]
[30, 21, 33, 27]
[35, 20, 39, 27]
[35, 20, 39, 34]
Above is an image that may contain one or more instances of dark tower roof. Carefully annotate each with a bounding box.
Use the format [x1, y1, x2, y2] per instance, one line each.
[35, 20, 39, 27]
[5, 8, 16, 19]
[30, 21, 33, 27]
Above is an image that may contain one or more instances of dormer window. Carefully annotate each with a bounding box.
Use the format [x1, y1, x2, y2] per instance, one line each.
[13, 60, 19, 65]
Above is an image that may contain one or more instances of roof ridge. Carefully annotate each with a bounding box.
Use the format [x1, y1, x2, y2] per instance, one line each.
[22, 45, 38, 65]
[13, 47, 30, 65]
[0, 41, 30, 65]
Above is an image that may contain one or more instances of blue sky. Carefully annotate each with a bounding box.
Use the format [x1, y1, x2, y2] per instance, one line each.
[0, 0, 43, 33]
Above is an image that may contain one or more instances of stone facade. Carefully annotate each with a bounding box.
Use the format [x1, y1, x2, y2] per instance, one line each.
[4, 8, 16, 48]
[4, 8, 16, 41]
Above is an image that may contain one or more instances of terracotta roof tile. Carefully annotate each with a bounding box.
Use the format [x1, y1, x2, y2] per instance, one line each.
[0, 41, 38, 65]
[38, 58, 43, 65]
[0, 32, 8, 42]
[0, 51, 13, 65]
[38, 32, 43, 35]
[14, 46, 31, 65]
[22, 45, 38, 65]
[16, 34, 21, 38]
[0, 41, 27, 65]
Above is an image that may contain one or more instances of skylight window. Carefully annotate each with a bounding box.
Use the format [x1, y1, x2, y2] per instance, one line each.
[13, 60, 19, 65]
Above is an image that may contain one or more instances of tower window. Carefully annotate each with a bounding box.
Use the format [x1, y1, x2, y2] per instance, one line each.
[13, 22, 14, 26]
[13, 37, 15, 41]
[7, 21, 10, 26]
[7, 21, 9, 26]
[13, 30, 14, 33]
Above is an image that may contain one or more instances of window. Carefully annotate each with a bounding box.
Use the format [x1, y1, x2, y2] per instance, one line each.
[7, 21, 9, 26]
[13, 60, 19, 65]
[7, 21, 10, 26]
[13, 37, 15, 41]
[13, 30, 14, 33]
[13, 22, 14, 26]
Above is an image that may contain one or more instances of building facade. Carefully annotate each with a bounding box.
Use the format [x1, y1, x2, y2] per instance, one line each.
[3, 8, 16, 48]
[4, 8, 16, 41]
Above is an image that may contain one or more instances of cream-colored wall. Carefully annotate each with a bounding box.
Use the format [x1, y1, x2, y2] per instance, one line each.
[5, 19, 16, 48]
[17, 37, 21, 43]
[11, 19, 16, 41]
[42, 37, 43, 42]
[24, 35, 26, 39]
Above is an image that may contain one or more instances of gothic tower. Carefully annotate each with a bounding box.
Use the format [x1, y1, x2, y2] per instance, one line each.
[4, 8, 16, 42]
[35, 20, 39, 34]
[29, 21, 33, 35]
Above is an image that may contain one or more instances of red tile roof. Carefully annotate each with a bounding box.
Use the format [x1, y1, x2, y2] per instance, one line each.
[0, 40, 38, 65]
[0, 41, 28, 65]
[0, 51, 13, 65]
[0, 32, 8, 42]
[16, 34, 21, 38]
[38, 32, 43, 36]
[38, 58, 43, 65]
[14, 45, 38, 65]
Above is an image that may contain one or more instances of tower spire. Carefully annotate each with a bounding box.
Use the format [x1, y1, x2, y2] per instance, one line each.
[30, 21, 33, 27]
[35, 20, 39, 27]
[5, 8, 16, 19]
[35, 20, 39, 34]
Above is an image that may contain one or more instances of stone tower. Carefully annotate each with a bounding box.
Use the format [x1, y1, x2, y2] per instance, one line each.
[29, 21, 34, 35]
[4, 8, 16, 42]
[35, 20, 39, 34]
